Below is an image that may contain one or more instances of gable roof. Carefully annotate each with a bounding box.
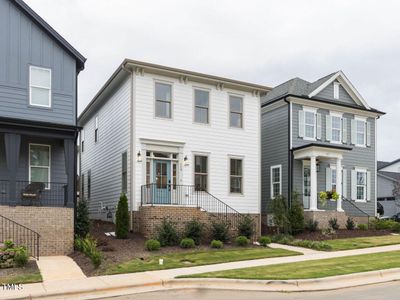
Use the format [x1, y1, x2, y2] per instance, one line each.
[262, 71, 384, 114]
[11, 0, 86, 71]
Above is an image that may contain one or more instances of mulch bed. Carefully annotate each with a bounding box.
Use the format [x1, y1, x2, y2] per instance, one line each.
[294, 229, 392, 241]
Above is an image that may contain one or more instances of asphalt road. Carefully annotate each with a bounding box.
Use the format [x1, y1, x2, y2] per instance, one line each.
[98, 282, 399, 300]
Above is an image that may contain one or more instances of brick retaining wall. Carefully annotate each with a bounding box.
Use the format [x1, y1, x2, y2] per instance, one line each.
[0, 205, 74, 256]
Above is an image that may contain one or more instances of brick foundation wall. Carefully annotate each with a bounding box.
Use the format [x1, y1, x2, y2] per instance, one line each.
[0, 206, 74, 256]
[132, 206, 261, 240]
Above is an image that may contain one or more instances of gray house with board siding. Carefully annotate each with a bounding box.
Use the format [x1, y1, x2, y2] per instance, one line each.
[0, 0, 85, 255]
[261, 71, 384, 228]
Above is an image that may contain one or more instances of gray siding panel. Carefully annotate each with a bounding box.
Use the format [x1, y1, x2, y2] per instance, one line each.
[292, 103, 377, 215]
[80, 78, 131, 220]
[261, 104, 289, 216]
[316, 81, 356, 105]
[377, 175, 395, 198]
[0, 0, 76, 125]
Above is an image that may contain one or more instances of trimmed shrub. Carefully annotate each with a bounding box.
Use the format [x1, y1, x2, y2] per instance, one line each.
[271, 234, 294, 243]
[290, 239, 332, 251]
[145, 239, 161, 251]
[357, 223, 368, 230]
[184, 220, 203, 245]
[180, 238, 195, 249]
[391, 222, 400, 233]
[258, 236, 271, 247]
[211, 220, 230, 242]
[13, 247, 28, 267]
[328, 217, 339, 230]
[237, 215, 254, 239]
[210, 240, 223, 249]
[345, 217, 355, 230]
[115, 193, 129, 239]
[157, 219, 179, 247]
[372, 219, 398, 230]
[75, 198, 90, 238]
[74, 235, 102, 268]
[289, 196, 305, 234]
[305, 219, 319, 232]
[3, 240, 14, 249]
[235, 235, 249, 247]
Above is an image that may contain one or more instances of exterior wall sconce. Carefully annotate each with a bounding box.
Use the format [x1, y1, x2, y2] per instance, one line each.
[137, 151, 142, 162]
[184, 155, 189, 166]
[316, 162, 320, 172]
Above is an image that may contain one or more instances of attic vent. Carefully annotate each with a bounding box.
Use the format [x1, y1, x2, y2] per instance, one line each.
[333, 82, 340, 99]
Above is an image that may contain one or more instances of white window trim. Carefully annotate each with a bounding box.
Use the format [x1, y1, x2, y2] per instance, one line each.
[28, 143, 51, 190]
[270, 164, 282, 199]
[303, 107, 317, 141]
[228, 94, 244, 129]
[228, 155, 244, 196]
[193, 87, 210, 125]
[355, 116, 367, 147]
[29, 66, 52, 108]
[154, 80, 173, 120]
[355, 167, 367, 202]
[330, 112, 343, 144]
[333, 82, 340, 99]
[193, 153, 209, 192]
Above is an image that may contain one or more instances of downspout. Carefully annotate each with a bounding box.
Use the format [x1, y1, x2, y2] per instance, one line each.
[122, 64, 135, 232]
[284, 97, 292, 208]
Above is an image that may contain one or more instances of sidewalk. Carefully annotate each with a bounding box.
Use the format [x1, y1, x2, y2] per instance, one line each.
[2, 244, 400, 300]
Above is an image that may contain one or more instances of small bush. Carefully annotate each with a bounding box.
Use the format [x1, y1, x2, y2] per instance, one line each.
[210, 240, 223, 249]
[75, 198, 90, 238]
[272, 195, 290, 234]
[290, 239, 332, 251]
[391, 222, 400, 233]
[305, 219, 319, 232]
[345, 217, 355, 230]
[74, 235, 102, 268]
[157, 219, 179, 247]
[211, 220, 230, 242]
[372, 219, 398, 230]
[322, 227, 336, 236]
[271, 234, 294, 244]
[357, 223, 368, 230]
[115, 193, 129, 239]
[145, 239, 161, 251]
[3, 240, 14, 249]
[184, 220, 203, 245]
[237, 215, 254, 239]
[13, 247, 28, 267]
[258, 236, 271, 247]
[235, 236, 249, 247]
[289, 196, 305, 234]
[328, 217, 339, 230]
[180, 238, 195, 249]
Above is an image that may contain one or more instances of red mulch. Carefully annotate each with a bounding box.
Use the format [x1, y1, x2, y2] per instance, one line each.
[294, 229, 392, 241]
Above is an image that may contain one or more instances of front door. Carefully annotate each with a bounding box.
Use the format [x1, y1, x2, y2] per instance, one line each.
[303, 165, 311, 209]
[153, 160, 171, 204]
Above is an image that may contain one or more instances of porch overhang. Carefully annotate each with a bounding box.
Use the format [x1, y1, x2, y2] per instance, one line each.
[292, 143, 352, 160]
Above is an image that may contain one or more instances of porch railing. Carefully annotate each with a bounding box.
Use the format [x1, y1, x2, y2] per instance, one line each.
[0, 180, 68, 207]
[141, 183, 254, 233]
[0, 214, 40, 259]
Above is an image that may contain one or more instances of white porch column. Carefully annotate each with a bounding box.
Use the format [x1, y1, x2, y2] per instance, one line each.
[336, 157, 344, 212]
[310, 155, 318, 211]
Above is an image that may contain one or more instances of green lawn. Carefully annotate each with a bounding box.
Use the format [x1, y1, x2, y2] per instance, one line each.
[0, 261, 42, 285]
[104, 247, 301, 275]
[182, 250, 400, 280]
[323, 235, 400, 251]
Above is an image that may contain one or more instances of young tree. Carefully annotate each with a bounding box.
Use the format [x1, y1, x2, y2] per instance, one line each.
[115, 193, 129, 239]
[272, 195, 290, 234]
[288, 193, 305, 234]
[75, 199, 90, 237]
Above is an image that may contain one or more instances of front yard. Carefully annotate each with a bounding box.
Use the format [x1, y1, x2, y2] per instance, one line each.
[182, 250, 400, 280]
[0, 260, 42, 284]
[323, 235, 400, 251]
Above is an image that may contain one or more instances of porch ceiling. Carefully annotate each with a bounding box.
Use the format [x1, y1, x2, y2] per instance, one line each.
[292, 143, 352, 160]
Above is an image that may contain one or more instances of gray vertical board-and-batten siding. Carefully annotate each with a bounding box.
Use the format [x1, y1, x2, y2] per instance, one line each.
[291, 103, 376, 215]
[80, 77, 132, 220]
[261, 104, 289, 215]
[0, 0, 77, 125]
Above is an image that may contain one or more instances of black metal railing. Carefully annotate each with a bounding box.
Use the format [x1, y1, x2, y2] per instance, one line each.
[0, 214, 40, 259]
[0, 180, 68, 207]
[342, 196, 372, 227]
[141, 183, 255, 234]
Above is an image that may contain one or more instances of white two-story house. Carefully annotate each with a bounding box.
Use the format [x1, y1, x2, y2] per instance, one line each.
[78, 59, 270, 237]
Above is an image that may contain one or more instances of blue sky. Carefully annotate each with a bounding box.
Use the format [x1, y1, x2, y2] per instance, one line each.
[25, 0, 400, 161]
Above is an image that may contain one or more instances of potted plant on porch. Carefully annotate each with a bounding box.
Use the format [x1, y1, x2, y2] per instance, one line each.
[319, 190, 339, 207]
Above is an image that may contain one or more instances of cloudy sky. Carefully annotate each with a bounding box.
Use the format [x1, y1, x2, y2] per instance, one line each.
[25, 0, 400, 161]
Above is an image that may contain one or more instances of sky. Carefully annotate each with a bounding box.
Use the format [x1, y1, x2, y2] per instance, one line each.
[24, 0, 400, 161]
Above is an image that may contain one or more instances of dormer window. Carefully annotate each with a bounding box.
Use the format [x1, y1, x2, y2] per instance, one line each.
[333, 82, 340, 100]
[29, 66, 51, 108]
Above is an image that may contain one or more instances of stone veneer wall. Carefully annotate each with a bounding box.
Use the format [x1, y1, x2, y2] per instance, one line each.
[132, 206, 261, 240]
[0, 206, 74, 256]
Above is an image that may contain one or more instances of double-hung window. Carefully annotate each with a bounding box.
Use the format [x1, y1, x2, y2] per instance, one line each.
[331, 115, 342, 143]
[155, 82, 172, 118]
[29, 144, 50, 188]
[230, 158, 243, 193]
[229, 96, 243, 128]
[194, 155, 208, 191]
[356, 170, 367, 201]
[194, 89, 209, 124]
[304, 111, 316, 139]
[331, 169, 337, 191]
[29, 66, 51, 108]
[270, 165, 281, 198]
[356, 120, 366, 146]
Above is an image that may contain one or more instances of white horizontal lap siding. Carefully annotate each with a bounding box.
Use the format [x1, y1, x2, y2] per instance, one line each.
[80, 78, 131, 218]
[133, 73, 260, 214]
